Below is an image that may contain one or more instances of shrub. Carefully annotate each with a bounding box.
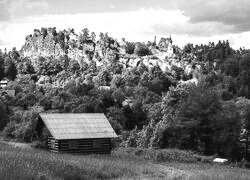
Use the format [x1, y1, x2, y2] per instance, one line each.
[134, 43, 151, 56]
[125, 42, 136, 54]
[2, 121, 16, 138]
[108, 119, 123, 135]
[0, 99, 8, 130]
[3, 110, 39, 142]
[114, 147, 213, 163]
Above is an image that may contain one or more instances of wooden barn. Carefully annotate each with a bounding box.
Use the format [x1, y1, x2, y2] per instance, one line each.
[35, 113, 117, 154]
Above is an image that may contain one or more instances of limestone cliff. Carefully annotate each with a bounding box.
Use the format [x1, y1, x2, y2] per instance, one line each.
[21, 28, 97, 63]
[21, 27, 176, 71]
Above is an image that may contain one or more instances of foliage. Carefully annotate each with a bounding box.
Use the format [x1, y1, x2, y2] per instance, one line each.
[106, 106, 127, 132]
[134, 43, 151, 56]
[212, 101, 241, 160]
[0, 99, 8, 130]
[115, 147, 213, 163]
[2, 30, 250, 161]
[4, 57, 17, 80]
[0, 55, 5, 80]
[176, 84, 221, 154]
[3, 110, 39, 142]
[125, 42, 136, 54]
[17, 57, 35, 74]
[69, 59, 80, 74]
[16, 93, 37, 110]
[94, 68, 111, 86]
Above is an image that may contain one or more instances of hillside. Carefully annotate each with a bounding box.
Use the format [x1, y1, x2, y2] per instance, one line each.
[0, 27, 250, 163]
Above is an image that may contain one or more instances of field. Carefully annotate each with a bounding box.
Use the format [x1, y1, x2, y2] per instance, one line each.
[0, 142, 250, 180]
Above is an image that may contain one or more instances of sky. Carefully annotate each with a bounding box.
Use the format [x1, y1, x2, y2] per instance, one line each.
[0, 0, 250, 50]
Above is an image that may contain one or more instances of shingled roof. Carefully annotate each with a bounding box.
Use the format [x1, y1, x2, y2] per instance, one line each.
[38, 113, 117, 140]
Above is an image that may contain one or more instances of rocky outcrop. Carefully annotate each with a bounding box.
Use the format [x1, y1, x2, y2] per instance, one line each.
[21, 28, 96, 65]
[21, 28, 178, 72]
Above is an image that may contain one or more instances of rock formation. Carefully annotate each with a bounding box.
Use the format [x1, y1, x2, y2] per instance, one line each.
[21, 27, 176, 71]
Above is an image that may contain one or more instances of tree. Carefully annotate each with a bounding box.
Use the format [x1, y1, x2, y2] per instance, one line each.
[69, 60, 80, 74]
[39, 96, 52, 110]
[138, 71, 150, 87]
[78, 28, 90, 44]
[111, 88, 125, 106]
[0, 99, 8, 130]
[3, 110, 39, 142]
[245, 109, 250, 160]
[176, 85, 221, 154]
[239, 53, 250, 72]
[4, 57, 17, 80]
[148, 77, 164, 95]
[9, 47, 20, 61]
[106, 106, 128, 133]
[161, 83, 193, 126]
[0, 55, 4, 80]
[36, 56, 54, 75]
[91, 32, 96, 42]
[212, 101, 241, 160]
[16, 93, 37, 110]
[17, 58, 35, 74]
[94, 68, 111, 86]
[134, 43, 151, 56]
[146, 102, 162, 123]
[125, 42, 135, 54]
[64, 80, 77, 95]
[110, 74, 125, 89]
[222, 57, 239, 77]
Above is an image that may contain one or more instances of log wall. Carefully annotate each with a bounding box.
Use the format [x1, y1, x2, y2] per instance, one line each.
[48, 137, 111, 154]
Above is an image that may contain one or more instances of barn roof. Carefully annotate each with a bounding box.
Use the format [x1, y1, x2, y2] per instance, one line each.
[38, 113, 117, 140]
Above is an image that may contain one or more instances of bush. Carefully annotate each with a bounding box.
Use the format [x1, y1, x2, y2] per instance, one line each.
[3, 110, 39, 142]
[114, 147, 213, 163]
[2, 121, 16, 138]
[134, 43, 151, 56]
[31, 140, 48, 149]
[125, 42, 135, 54]
[0, 99, 8, 130]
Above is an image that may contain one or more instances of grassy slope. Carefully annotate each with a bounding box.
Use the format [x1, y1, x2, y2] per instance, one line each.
[0, 143, 250, 180]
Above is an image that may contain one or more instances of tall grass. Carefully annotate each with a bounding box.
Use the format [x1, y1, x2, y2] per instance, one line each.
[0, 143, 165, 180]
[1, 143, 250, 180]
[168, 163, 250, 180]
[113, 147, 213, 163]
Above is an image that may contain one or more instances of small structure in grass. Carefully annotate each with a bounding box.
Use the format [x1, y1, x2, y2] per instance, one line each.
[34, 113, 117, 154]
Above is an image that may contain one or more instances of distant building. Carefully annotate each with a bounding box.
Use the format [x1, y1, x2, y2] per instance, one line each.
[158, 35, 174, 56]
[34, 113, 117, 154]
[0, 78, 9, 88]
[98, 86, 111, 91]
[158, 35, 172, 49]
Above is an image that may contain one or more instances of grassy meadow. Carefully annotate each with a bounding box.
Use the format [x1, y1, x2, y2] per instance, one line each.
[0, 142, 250, 180]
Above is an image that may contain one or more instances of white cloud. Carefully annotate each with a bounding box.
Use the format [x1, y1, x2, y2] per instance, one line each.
[0, 7, 249, 50]
[24, 0, 50, 9]
[176, 0, 250, 33]
[9, 0, 50, 11]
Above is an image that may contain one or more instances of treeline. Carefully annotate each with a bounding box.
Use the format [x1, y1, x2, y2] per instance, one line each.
[0, 35, 250, 161]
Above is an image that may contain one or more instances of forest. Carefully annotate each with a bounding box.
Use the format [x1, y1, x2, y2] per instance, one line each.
[0, 27, 250, 162]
